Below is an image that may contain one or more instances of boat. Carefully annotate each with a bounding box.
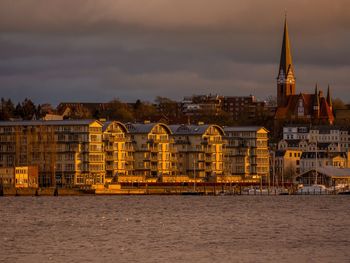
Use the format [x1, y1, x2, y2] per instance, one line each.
[297, 184, 327, 194]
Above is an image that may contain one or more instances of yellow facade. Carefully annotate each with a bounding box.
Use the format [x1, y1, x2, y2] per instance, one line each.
[125, 123, 176, 179]
[224, 127, 269, 180]
[102, 121, 133, 180]
[275, 149, 302, 182]
[170, 124, 224, 181]
[0, 120, 105, 187]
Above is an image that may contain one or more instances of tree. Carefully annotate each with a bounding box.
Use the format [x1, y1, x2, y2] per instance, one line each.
[70, 105, 92, 119]
[332, 98, 347, 110]
[134, 101, 157, 121]
[106, 99, 134, 122]
[0, 98, 15, 120]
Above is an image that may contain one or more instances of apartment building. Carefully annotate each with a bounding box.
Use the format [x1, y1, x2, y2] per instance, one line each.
[0, 120, 105, 187]
[274, 149, 302, 182]
[282, 125, 350, 152]
[222, 95, 269, 121]
[0, 166, 38, 188]
[169, 124, 225, 181]
[224, 127, 269, 180]
[125, 122, 176, 179]
[300, 152, 349, 174]
[102, 121, 134, 181]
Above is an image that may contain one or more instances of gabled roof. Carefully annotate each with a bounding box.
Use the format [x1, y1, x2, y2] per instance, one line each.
[275, 92, 334, 123]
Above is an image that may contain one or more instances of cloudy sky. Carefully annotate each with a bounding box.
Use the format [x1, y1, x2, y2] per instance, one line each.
[0, 0, 349, 105]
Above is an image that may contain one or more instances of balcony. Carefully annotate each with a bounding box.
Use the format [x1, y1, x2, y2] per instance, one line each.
[105, 155, 114, 161]
[105, 146, 114, 151]
[106, 165, 114, 170]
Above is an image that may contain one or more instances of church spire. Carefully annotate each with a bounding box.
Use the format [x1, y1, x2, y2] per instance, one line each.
[313, 83, 320, 118]
[278, 16, 294, 77]
[327, 85, 332, 109]
[277, 15, 296, 107]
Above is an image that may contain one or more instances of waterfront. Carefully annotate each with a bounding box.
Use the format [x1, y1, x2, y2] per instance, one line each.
[0, 196, 349, 263]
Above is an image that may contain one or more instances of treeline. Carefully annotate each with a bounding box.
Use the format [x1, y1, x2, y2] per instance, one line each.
[1, 96, 349, 129]
[0, 98, 47, 120]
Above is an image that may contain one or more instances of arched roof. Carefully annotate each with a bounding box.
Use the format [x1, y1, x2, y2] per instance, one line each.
[125, 122, 172, 135]
[169, 124, 225, 136]
[102, 121, 128, 133]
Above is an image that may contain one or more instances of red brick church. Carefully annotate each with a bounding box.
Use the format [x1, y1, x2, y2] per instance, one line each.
[274, 18, 334, 127]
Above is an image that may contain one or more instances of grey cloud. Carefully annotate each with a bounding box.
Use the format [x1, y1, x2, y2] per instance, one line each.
[0, 0, 349, 104]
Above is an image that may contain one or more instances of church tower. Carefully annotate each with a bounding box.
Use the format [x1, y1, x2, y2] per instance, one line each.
[277, 16, 296, 107]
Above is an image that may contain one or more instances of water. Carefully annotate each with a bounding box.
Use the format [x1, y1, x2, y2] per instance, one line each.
[0, 196, 349, 263]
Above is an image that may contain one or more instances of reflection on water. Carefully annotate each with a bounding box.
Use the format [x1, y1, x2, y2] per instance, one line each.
[0, 196, 349, 263]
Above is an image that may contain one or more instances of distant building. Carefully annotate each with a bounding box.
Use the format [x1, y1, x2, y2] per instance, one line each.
[297, 166, 350, 187]
[222, 95, 269, 121]
[279, 125, 350, 152]
[299, 152, 349, 174]
[0, 167, 15, 188]
[0, 166, 38, 188]
[274, 17, 334, 131]
[274, 149, 302, 182]
[180, 94, 270, 123]
[180, 94, 223, 116]
[223, 126, 270, 180]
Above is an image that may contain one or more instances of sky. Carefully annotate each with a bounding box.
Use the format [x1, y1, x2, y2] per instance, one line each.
[0, 0, 349, 105]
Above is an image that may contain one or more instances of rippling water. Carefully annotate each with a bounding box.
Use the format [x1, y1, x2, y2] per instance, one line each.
[0, 196, 349, 263]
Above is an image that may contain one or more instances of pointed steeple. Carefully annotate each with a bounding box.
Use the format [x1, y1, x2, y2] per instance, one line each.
[276, 15, 296, 108]
[314, 84, 319, 102]
[313, 84, 320, 118]
[278, 16, 294, 77]
[327, 85, 332, 109]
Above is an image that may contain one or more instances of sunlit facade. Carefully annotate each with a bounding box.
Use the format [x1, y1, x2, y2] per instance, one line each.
[102, 121, 134, 181]
[169, 124, 225, 181]
[125, 122, 177, 180]
[224, 127, 269, 180]
[0, 120, 105, 187]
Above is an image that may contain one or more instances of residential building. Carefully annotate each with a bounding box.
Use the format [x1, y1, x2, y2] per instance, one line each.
[279, 125, 350, 152]
[0, 167, 15, 188]
[180, 94, 223, 116]
[0, 166, 38, 188]
[102, 121, 134, 181]
[274, 149, 302, 183]
[125, 122, 176, 180]
[169, 124, 225, 181]
[0, 120, 105, 187]
[300, 152, 349, 174]
[223, 127, 270, 180]
[222, 95, 269, 122]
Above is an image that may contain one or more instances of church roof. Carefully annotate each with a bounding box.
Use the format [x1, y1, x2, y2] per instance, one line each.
[275, 92, 334, 123]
